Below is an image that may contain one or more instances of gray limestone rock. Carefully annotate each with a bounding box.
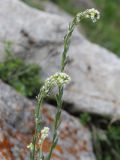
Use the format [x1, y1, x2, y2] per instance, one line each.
[0, 0, 120, 119]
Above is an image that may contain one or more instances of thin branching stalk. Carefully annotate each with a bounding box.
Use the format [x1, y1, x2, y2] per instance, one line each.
[46, 86, 63, 160]
[28, 8, 100, 160]
[30, 96, 43, 160]
[46, 18, 77, 160]
[61, 18, 76, 72]
[46, 8, 100, 160]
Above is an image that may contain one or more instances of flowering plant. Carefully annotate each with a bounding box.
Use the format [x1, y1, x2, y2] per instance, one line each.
[28, 8, 100, 160]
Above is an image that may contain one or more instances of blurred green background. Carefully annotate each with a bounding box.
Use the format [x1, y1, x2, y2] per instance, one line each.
[51, 0, 120, 56]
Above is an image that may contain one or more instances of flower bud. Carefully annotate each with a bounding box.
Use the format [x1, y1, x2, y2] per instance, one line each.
[76, 8, 100, 23]
[39, 127, 49, 145]
[40, 72, 71, 97]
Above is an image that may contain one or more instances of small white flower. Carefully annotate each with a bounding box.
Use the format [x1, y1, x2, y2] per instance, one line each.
[40, 72, 71, 97]
[76, 8, 100, 23]
[27, 143, 34, 151]
[86, 8, 100, 23]
[39, 127, 49, 145]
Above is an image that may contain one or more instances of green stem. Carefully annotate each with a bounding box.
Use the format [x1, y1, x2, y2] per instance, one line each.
[61, 17, 76, 72]
[46, 15, 78, 160]
[39, 143, 44, 160]
[46, 87, 63, 160]
[29, 8, 100, 160]
[30, 96, 43, 160]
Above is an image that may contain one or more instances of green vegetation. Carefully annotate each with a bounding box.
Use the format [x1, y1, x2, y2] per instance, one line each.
[51, 0, 120, 56]
[21, 0, 44, 10]
[50, 1, 120, 158]
[83, 0, 120, 56]
[80, 113, 120, 160]
[51, 0, 81, 15]
[0, 42, 42, 98]
[80, 112, 91, 125]
[28, 9, 100, 160]
[93, 124, 120, 160]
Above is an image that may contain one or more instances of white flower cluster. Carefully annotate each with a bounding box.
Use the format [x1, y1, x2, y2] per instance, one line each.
[52, 72, 71, 86]
[39, 127, 49, 145]
[40, 72, 71, 97]
[27, 143, 34, 151]
[76, 8, 100, 23]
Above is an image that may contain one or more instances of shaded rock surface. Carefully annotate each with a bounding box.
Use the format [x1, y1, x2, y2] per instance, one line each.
[0, 0, 120, 119]
[0, 80, 95, 160]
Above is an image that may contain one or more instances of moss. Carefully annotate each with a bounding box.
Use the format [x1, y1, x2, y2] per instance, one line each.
[0, 42, 42, 98]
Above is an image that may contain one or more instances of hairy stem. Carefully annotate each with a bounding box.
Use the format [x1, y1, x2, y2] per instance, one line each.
[30, 96, 43, 160]
[61, 17, 76, 72]
[46, 86, 63, 160]
[46, 17, 77, 160]
[29, 8, 100, 160]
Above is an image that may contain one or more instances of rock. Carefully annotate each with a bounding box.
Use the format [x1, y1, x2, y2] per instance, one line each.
[0, 80, 95, 160]
[0, 0, 120, 119]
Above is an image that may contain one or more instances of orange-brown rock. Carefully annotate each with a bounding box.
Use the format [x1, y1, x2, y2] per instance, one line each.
[0, 81, 95, 160]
